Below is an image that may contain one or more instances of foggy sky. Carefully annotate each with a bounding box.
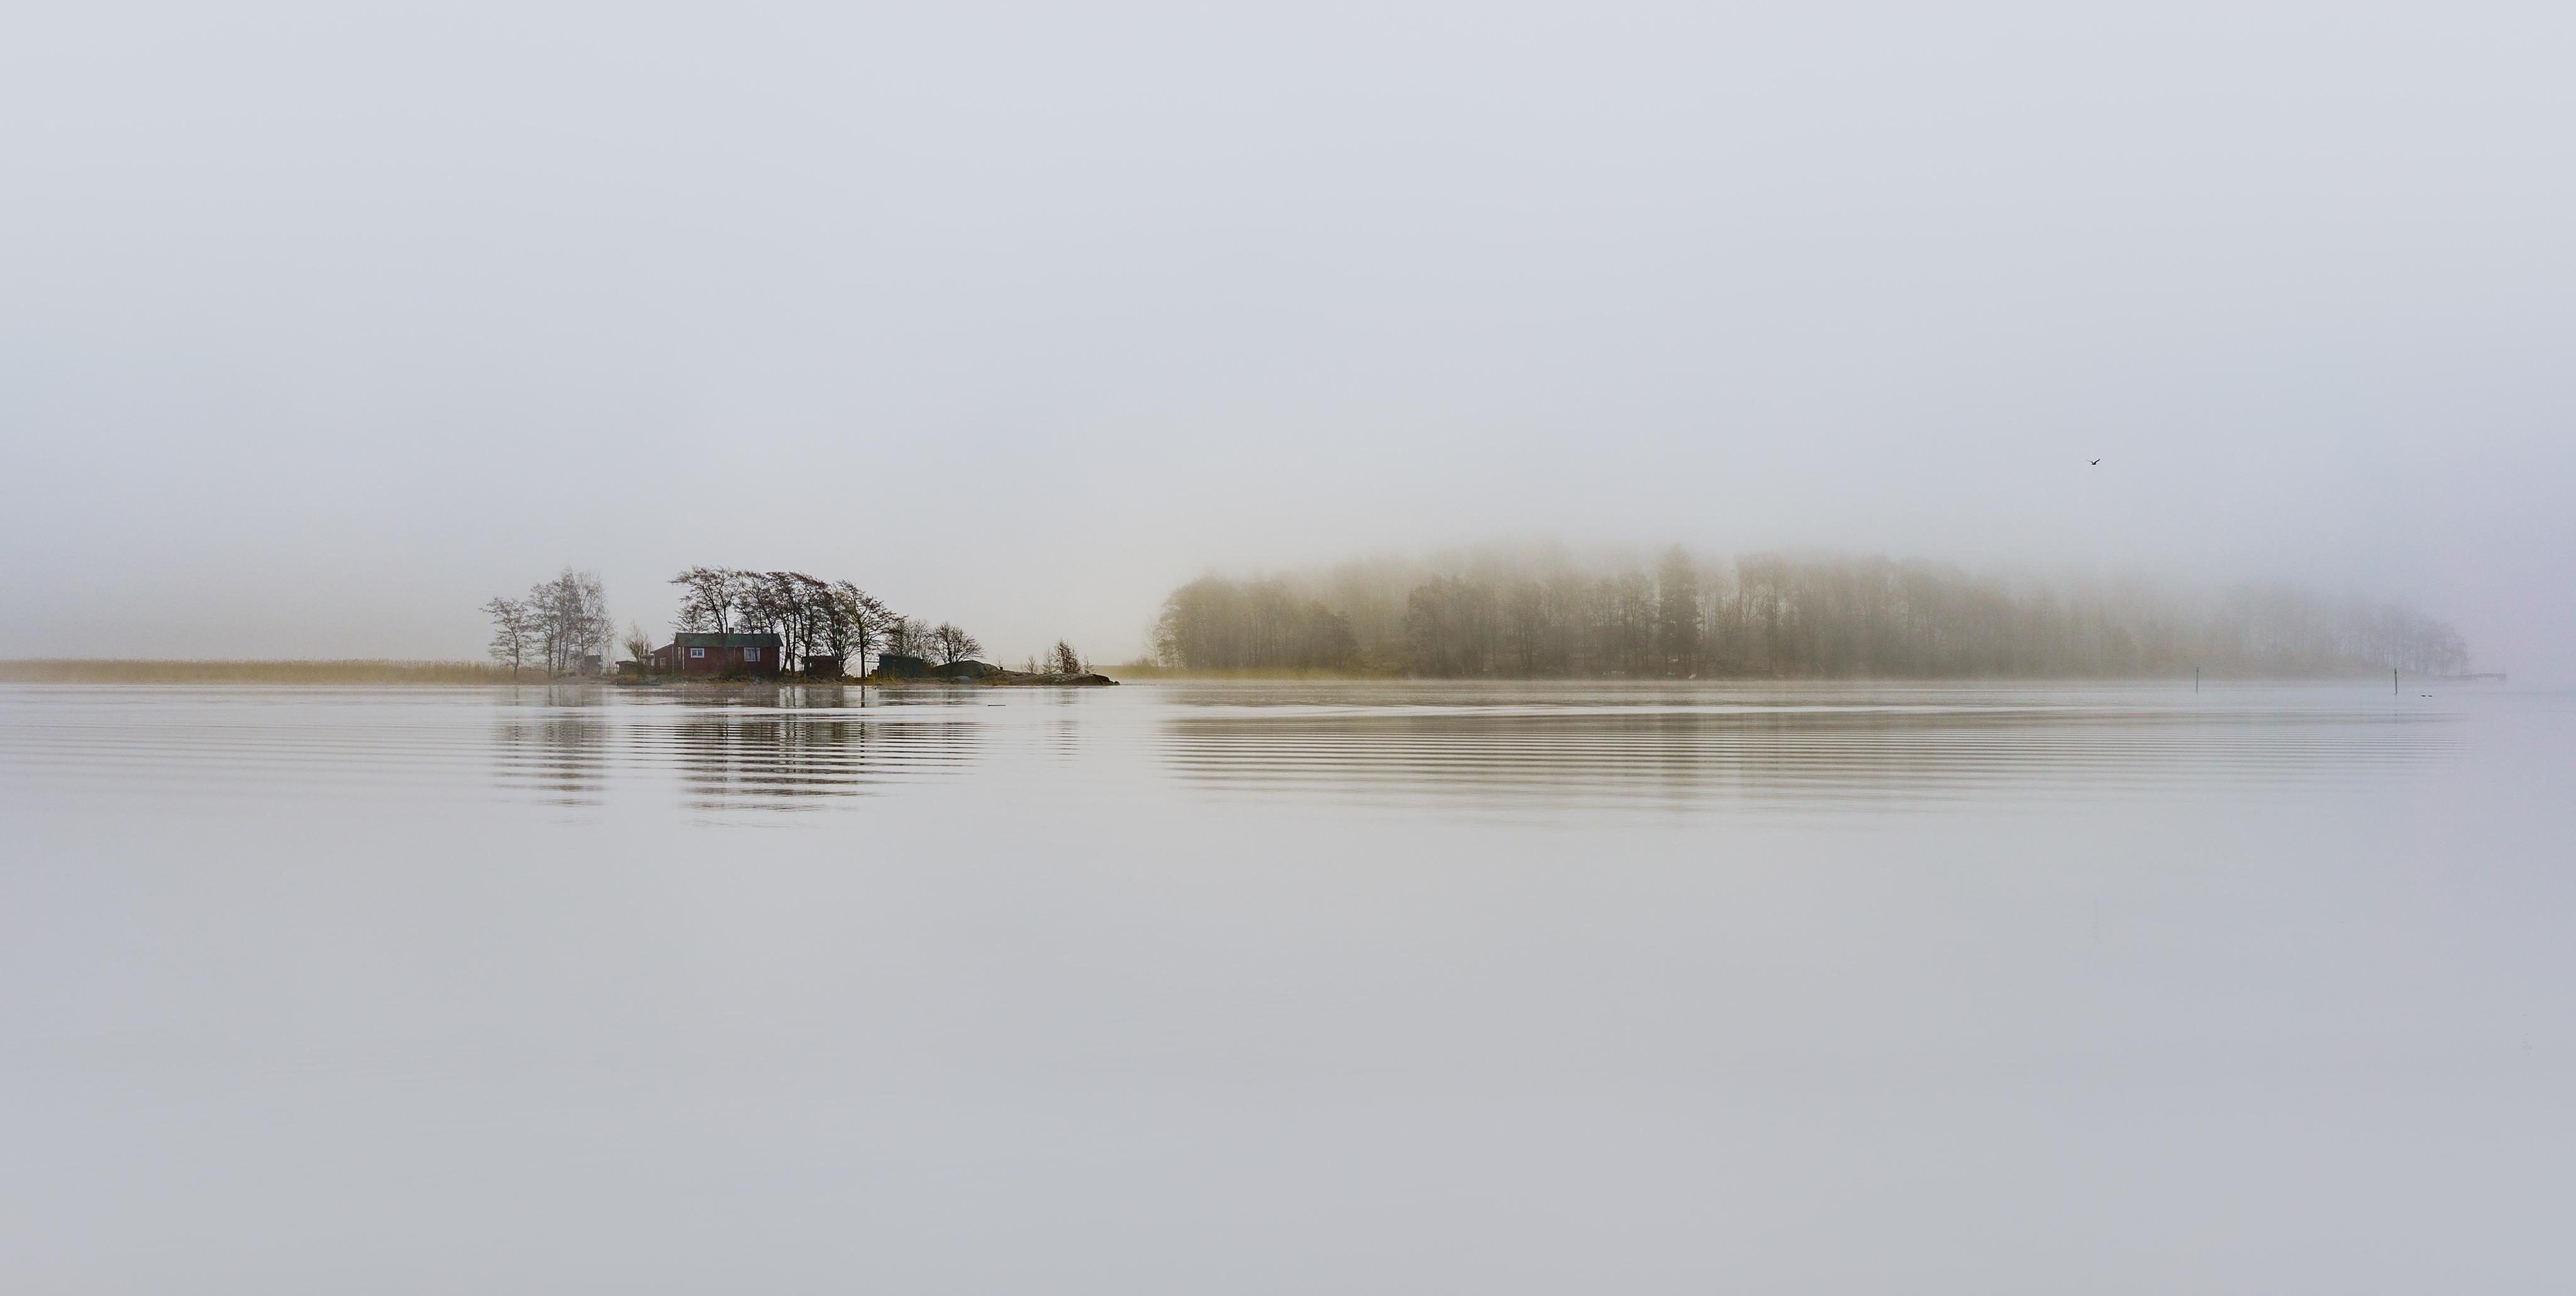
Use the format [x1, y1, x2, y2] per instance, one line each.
[4, 1, 2570, 674]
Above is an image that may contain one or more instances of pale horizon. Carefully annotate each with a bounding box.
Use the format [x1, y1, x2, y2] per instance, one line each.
[9, 6, 2575, 1291]
[5, 1, 2570, 674]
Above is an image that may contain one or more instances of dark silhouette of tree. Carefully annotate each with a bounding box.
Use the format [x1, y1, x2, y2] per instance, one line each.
[822, 580, 892, 675]
[663, 567, 905, 676]
[669, 566, 740, 633]
[928, 622, 983, 664]
[483, 597, 535, 678]
[884, 616, 930, 659]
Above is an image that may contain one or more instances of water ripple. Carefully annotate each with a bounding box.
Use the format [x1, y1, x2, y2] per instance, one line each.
[0, 683, 2467, 820]
[1157, 701, 2457, 810]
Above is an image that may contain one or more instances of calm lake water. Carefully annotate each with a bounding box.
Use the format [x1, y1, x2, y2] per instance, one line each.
[4, 681, 2570, 1292]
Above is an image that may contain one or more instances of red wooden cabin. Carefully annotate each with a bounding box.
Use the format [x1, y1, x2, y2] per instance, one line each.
[648, 632, 784, 677]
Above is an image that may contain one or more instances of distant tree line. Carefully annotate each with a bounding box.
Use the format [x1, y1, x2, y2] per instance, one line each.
[1152, 549, 2471, 678]
[484, 569, 611, 678]
[667, 566, 981, 672]
[1149, 576, 1359, 674]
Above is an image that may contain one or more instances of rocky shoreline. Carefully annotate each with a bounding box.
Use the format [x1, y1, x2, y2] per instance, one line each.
[865, 660, 1117, 686]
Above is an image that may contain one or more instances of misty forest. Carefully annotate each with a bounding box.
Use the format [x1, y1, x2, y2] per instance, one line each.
[1152, 549, 2471, 679]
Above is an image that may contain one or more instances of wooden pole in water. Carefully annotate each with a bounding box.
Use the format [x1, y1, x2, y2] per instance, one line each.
[2194, 667, 2199, 693]
[2394, 668, 2399, 696]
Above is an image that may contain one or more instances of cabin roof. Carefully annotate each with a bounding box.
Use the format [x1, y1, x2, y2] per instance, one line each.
[669, 632, 782, 648]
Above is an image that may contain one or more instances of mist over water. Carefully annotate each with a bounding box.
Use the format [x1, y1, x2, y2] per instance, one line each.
[4, 0, 2573, 1288]
[6, 680, 2570, 1291]
[1148, 549, 2476, 678]
[3, 2, 2572, 674]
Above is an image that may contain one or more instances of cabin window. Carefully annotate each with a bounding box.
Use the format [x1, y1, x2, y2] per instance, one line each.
[690, 647, 704, 659]
[743, 647, 760, 661]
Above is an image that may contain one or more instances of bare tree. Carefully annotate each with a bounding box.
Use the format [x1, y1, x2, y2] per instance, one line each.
[884, 615, 930, 659]
[669, 566, 741, 633]
[1048, 640, 1084, 675]
[526, 569, 611, 675]
[734, 572, 806, 665]
[666, 567, 911, 676]
[779, 573, 833, 668]
[483, 597, 536, 678]
[928, 622, 983, 664]
[621, 621, 655, 668]
[822, 581, 891, 674]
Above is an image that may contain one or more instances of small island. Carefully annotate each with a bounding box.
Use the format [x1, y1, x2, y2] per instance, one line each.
[483, 566, 1115, 686]
[863, 654, 1116, 687]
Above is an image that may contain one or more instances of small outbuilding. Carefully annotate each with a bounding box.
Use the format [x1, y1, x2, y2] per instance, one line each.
[871, 652, 930, 679]
[650, 632, 784, 678]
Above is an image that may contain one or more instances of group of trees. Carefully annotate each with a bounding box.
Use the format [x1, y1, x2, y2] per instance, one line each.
[1150, 577, 1359, 672]
[1020, 640, 1090, 676]
[480, 566, 1009, 679]
[1152, 548, 2473, 679]
[668, 567, 982, 673]
[484, 569, 613, 677]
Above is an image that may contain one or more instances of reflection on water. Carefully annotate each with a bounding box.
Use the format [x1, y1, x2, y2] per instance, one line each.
[0, 683, 990, 819]
[493, 711, 609, 806]
[489, 688, 988, 814]
[0, 680, 2479, 819]
[4, 679, 2565, 1295]
[489, 712, 982, 812]
[1159, 695, 2459, 810]
[656, 715, 979, 812]
[604, 685, 987, 813]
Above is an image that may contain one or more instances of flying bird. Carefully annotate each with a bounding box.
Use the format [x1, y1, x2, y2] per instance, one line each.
[2089, 458, 2101, 466]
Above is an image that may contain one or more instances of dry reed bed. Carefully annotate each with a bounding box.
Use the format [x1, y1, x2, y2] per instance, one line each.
[0, 659, 535, 685]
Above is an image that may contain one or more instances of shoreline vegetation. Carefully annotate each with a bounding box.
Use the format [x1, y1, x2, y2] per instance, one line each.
[1110, 662, 2503, 683]
[618, 669, 1119, 688]
[0, 659, 2502, 688]
[469, 564, 1117, 685]
[632, 566, 1109, 684]
[1151, 547, 2474, 679]
[0, 659, 1126, 687]
[0, 659, 533, 685]
[0, 550, 2479, 688]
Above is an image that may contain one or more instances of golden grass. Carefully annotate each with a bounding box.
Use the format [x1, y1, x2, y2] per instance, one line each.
[0, 659, 540, 685]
